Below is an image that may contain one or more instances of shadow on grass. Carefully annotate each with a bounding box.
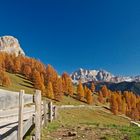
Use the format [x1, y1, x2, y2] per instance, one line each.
[16, 74, 27, 80]
[19, 83, 33, 89]
[72, 95, 87, 104]
[23, 80, 34, 86]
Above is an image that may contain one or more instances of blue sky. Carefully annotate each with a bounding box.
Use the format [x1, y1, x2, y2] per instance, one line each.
[0, 0, 140, 76]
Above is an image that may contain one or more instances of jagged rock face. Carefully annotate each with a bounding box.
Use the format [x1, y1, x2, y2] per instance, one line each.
[0, 36, 25, 56]
[71, 68, 114, 83]
[71, 68, 140, 83]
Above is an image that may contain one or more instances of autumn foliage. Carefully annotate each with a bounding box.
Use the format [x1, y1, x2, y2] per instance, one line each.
[95, 84, 140, 121]
[46, 82, 54, 99]
[77, 81, 85, 101]
[109, 90, 140, 120]
[0, 52, 140, 121]
[61, 72, 73, 96]
[86, 89, 93, 104]
[0, 52, 74, 101]
[90, 82, 95, 93]
[0, 70, 11, 87]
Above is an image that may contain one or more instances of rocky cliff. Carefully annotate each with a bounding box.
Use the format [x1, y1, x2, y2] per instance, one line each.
[0, 36, 25, 56]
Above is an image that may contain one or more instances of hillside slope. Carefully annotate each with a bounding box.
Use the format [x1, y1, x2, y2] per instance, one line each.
[85, 81, 140, 95]
[40, 108, 139, 140]
[0, 72, 86, 106]
[0, 72, 34, 94]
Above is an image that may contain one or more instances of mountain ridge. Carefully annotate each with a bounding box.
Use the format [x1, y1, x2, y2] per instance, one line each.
[71, 68, 140, 83]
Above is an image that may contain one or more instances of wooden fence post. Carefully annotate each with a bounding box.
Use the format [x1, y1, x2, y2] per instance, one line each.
[43, 100, 47, 126]
[18, 90, 24, 140]
[34, 90, 41, 140]
[48, 102, 53, 122]
[54, 106, 58, 120]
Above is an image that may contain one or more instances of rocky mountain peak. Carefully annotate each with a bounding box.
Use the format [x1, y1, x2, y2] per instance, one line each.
[71, 68, 140, 83]
[0, 35, 25, 56]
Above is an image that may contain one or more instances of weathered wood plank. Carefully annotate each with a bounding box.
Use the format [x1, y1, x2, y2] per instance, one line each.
[18, 90, 24, 140]
[34, 90, 41, 140]
[0, 89, 33, 110]
[43, 100, 47, 126]
[23, 116, 34, 136]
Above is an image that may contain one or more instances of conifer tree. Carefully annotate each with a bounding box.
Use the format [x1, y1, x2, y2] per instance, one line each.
[121, 98, 127, 114]
[46, 81, 54, 99]
[98, 91, 104, 103]
[84, 85, 88, 98]
[130, 93, 137, 109]
[2, 74, 11, 87]
[110, 94, 118, 115]
[32, 70, 45, 92]
[101, 85, 108, 98]
[130, 108, 140, 121]
[53, 78, 63, 101]
[62, 72, 73, 96]
[45, 64, 58, 84]
[14, 58, 21, 73]
[23, 65, 32, 78]
[116, 92, 122, 112]
[67, 77, 73, 96]
[86, 89, 93, 104]
[91, 82, 95, 93]
[77, 81, 85, 101]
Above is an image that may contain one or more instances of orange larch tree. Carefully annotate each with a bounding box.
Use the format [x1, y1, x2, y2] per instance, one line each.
[32, 70, 45, 93]
[45, 64, 58, 85]
[46, 81, 54, 99]
[77, 81, 85, 101]
[121, 98, 127, 114]
[84, 85, 88, 98]
[110, 93, 118, 115]
[86, 89, 93, 105]
[62, 72, 73, 96]
[23, 65, 32, 78]
[91, 82, 95, 93]
[98, 91, 104, 103]
[101, 85, 108, 98]
[53, 77, 63, 101]
[13, 58, 21, 73]
[2, 76, 11, 87]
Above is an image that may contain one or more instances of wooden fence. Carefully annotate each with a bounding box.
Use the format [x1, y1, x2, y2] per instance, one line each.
[0, 90, 57, 140]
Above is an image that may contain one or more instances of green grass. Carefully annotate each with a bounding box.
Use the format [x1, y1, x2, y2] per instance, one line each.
[41, 108, 140, 140]
[53, 95, 86, 106]
[4, 72, 139, 140]
[0, 72, 34, 94]
[56, 108, 130, 127]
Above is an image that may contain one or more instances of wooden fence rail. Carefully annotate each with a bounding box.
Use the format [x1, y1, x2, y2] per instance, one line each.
[0, 90, 57, 140]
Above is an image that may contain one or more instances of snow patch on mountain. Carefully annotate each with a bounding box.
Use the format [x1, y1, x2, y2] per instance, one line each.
[71, 68, 140, 83]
